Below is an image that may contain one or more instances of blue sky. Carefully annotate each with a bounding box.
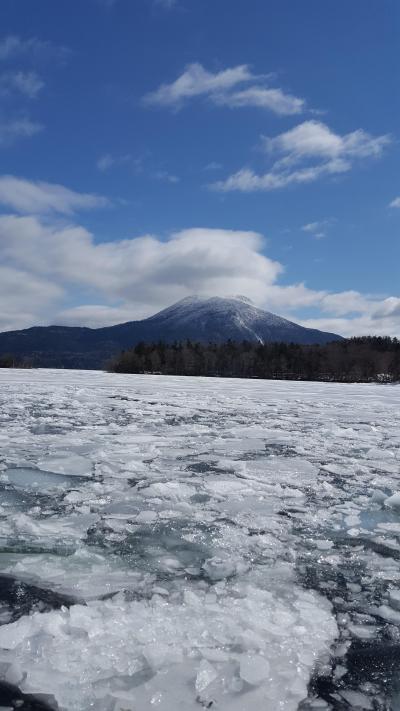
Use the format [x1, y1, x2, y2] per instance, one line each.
[0, 0, 399, 336]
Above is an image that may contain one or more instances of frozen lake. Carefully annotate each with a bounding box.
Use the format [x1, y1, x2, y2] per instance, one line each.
[0, 369, 399, 710]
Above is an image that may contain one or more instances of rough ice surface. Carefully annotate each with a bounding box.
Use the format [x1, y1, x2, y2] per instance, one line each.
[0, 370, 399, 710]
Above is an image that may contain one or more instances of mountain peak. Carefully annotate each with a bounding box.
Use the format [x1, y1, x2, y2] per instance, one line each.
[172, 294, 254, 307]
[229, 295, 254, 305]
[145, 295, 341, 346]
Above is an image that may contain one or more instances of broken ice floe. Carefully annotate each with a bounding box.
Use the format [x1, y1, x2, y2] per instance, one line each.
[0, 370, 399, 709]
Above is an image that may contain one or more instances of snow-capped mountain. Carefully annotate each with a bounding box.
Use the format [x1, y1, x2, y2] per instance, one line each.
[0, 295, 342, 368]
[140, 295, 340, 345]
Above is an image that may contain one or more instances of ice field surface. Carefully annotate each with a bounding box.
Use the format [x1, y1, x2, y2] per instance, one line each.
[0, 369, 399, 710]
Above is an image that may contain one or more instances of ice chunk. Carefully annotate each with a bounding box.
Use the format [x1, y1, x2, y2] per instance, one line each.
[195, 660, 218, 693]
[348, 624, 376, 640]
[135, 510, 157, 524]
[371, 489, 387, 504]
[239, 653, 270, 685]
[385, 492, 400, 509]
[4, 661, 23, 685]
[202, 557, 246, 581]
[376, 604, 400, 624]
[389, 588, 400, 612]
[340, 690, 373, 709]
[37, 455, 91, 478]
[5, 467, 76, 492]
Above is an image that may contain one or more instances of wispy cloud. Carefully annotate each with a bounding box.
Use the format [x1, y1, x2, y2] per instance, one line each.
[0, 117, 43, 146]
[96, 153, 138, 172]
[154, 0, 178, 8]
[0, 35, 69, 63]
[142, 62, 305, 115]
[153, 170, 179, 184]
[302, 219, 333, 239]
[0, 35, 69, 147]
[97, 154, 116, 172]
[0, 71, 44, 99]
[143, 63, 253, 108]
[212, 120, 391, 192]
[213, 86, 305, 115]
[204, 162, 223, 171]
[96, 152, 179, 184]
[0, 35, 46, 60]
[0, 175, 110, 214]
[389, 197, 400, 208]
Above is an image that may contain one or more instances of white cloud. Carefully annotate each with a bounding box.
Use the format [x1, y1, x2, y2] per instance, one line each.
[56, 304, 137, 328]
[213, 120, 391, 192]
[143, 63, 253, 108]
[153, 170, 179, 183]
[263, 121, 389, 160]
[302, 221, 324, 233]
[0, 117, 43, 146]
[0, 212, 399, 337]
[142, 62, 305, 115]
[0, 35, 45, 60]
[0, 176, 110, 215]
[97, 154, 115, 172]
[0, 35, 69, 62]
[299, 312, 400, 338]
[0, 71, 44, 99]
[211, 162, 348, 192]
[389, 197, 400, 208]
[96, 153, 135, 172]
[0, 218, 282, 303]
[370, 297, 400, 320]
[0, 218, 284, 327]
[302, 219, 332, 239]
[0, 265, 63, 332]
[214, 86, 304, 115]
[96, 154, 177, 183]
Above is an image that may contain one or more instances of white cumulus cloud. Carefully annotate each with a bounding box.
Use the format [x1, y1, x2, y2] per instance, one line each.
[0, 265, 63, 332]
[212, 120, 391, 192]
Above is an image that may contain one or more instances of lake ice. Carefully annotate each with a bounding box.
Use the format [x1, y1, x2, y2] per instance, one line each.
[0, 369, 399, 710]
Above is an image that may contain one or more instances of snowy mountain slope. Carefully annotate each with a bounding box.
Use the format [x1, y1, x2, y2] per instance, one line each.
[142, 295, 338, 345]
[0, 295, 342, 368]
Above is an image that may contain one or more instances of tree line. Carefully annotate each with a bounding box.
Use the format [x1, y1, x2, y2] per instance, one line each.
[108, 336, 400, 383]
[0, 354, 32, 368]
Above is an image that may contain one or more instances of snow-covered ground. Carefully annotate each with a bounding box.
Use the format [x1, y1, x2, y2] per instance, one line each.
[0, 370, 399, 710]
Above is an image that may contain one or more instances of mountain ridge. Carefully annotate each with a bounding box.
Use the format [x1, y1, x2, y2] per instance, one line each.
[0, 295, 343, 369]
